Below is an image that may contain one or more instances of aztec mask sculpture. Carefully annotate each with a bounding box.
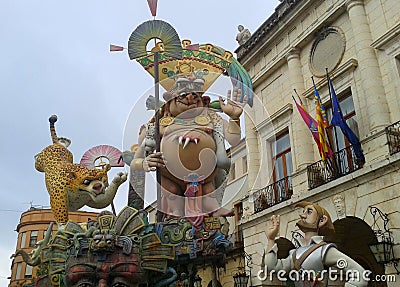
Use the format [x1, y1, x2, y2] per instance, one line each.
[32, 207, 175, 287]
[16, 207, 230, 287]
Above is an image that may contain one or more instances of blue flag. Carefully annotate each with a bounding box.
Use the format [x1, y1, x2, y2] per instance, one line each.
[329, 79, 365, 164]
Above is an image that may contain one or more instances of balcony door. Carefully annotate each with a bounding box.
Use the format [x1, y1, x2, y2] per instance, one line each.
[272, 133, 293, 202]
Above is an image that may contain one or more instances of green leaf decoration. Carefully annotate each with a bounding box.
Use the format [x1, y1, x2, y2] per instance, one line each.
[128, 20, 182, 60]
[210, 45, 254, 107]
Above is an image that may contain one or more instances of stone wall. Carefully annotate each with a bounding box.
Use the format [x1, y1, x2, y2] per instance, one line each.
[236, 0, 400, 286]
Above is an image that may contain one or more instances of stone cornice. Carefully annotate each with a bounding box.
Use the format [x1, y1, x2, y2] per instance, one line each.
[236, 0, 347, 65]
[254, 103, 293, 136]
[267, 102, 293, 123]
[345, 0, 365, 11]
[247, 2, 347, 88]
[371, 22, 400, 50]
[302, 58, 358, 99]
[16, 220, 53, 232]
[235, 0, 303, 61]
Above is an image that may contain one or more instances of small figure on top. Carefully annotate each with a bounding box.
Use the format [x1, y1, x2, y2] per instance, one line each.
[236, 24, 251, 45]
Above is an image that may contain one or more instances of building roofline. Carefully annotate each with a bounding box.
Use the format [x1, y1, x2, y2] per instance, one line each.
[235, 0, 302, 61]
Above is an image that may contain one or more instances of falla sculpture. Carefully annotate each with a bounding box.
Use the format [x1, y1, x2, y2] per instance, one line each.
[129, 19, 253, 226]
[11, 17, 253, 287]
[34, 115, 127, 225]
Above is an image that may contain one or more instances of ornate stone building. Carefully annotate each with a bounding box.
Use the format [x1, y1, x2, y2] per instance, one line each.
[233, 0, 400, 286]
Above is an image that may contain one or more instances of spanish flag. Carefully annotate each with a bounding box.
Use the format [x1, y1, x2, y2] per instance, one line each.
[292, 95, 332, 161]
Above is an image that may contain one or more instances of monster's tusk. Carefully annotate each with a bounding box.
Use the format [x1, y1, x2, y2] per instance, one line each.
[183, 137, 190, 149]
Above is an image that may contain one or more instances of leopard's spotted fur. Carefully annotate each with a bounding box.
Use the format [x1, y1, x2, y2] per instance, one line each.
[35, 115, 125, 224]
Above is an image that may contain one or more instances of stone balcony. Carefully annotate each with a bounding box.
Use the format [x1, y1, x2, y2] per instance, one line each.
[386, 120, 400, 156]
[253, 176, 293, 213]
[306, 145, 364, 190]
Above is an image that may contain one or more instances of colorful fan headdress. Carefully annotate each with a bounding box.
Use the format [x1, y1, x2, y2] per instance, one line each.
[80, 145, 124, 169]
[134, 39, 233, 93]
[128, 20, 253, 106]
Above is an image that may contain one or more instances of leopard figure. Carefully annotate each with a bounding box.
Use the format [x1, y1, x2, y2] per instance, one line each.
[35, 115, 127, 224]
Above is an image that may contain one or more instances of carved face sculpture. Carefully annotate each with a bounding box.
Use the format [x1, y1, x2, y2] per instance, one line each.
[296, 204, 320, 233]
[295, 202, 335, 237]
[333, 194, 345, 218]
[91, 233, 116, 253]
[165, 76, 206, 117]
[65, 251, 142, 287]
[168, 92, 204, 118]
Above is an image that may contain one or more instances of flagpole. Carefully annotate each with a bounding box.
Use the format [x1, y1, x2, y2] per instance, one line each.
[312, 77, 337, 174]
[145, 0, 163, 222]
[153, 51, 164, 223]
[325, 69, 341, 175]
[293, 89, 302, 105]
[311, 77, 333, 153]
[293, 89, 337, 177]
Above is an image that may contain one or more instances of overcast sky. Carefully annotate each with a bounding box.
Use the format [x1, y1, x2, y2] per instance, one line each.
[0, 0, 279, 282]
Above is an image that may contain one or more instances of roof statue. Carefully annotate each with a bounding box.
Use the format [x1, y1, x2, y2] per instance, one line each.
[236, 24, 251, 46]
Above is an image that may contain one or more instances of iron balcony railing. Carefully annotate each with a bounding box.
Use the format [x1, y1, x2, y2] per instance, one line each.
[386, 120, 400, 156]
[307, 144, 363, 189]
[254, 176, 293, 213]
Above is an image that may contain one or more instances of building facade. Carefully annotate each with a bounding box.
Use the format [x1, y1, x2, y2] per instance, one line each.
[233, 0, 400, 286]
[196, 139, 251, 287]
[9, 208, 99, 287]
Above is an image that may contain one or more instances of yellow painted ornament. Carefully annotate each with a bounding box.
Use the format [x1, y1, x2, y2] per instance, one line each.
[160, 116, 174, 126]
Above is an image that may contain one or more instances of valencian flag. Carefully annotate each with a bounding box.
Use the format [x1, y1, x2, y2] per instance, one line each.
[313, 79, 329, 128]
[328, 78, 365, 164]
[315, 99, 333, 161]
[312, 81, 332, 161]
[293, 95, 333, 161]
